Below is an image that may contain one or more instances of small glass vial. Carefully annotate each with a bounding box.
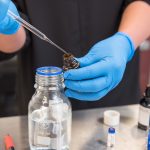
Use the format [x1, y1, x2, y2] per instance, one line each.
[28, 66, 72, 150]
[138, 85, 150, 130]
[107, 127, 116, 148]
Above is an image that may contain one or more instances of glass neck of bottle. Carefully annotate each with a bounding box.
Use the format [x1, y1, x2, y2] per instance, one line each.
[35, 73, 64, 91]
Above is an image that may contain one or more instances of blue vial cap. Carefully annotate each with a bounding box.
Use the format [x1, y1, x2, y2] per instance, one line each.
[36, 66, 62, 76]
[147, 132, 150, 148]
[108, 127, 115, 134]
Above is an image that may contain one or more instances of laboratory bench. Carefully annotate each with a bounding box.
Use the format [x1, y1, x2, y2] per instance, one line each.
[0, 104, 147, 150]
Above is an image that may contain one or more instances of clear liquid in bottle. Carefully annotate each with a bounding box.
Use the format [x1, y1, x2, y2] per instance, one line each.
[29, 103, 71, 150]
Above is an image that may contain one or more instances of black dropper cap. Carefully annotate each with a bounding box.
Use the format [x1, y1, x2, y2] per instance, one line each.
[145, 85, 150, 98]
[142, 85, 150, 108]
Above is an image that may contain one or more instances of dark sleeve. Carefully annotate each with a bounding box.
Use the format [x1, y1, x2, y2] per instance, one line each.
[125, 0, 150, 6]
[0, 0, 31, 61]
[0, 52, 18, 61]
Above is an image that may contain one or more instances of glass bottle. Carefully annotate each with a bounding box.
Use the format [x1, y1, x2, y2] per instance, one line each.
[28, 66, 72, 150]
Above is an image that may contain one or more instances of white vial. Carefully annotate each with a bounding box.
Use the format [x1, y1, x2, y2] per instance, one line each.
[107, 127, 116, 148]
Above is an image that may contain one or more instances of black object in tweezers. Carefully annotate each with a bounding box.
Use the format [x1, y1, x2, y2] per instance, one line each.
[63, 53, 80, 71]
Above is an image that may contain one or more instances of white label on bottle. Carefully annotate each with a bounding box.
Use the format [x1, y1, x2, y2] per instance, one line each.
[51, 135, 64, 149]
[138, 105, 150, 126]
[50, 137, 57, 149]
[37, 136, 50, 146]
[37, 135, 64, 149]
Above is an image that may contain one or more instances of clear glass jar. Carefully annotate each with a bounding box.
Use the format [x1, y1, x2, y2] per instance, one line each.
[28, 66, 72, 150]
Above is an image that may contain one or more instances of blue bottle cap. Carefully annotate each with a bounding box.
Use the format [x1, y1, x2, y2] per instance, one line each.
[108, 127, 115, 134]
[36, 66, 62, 76]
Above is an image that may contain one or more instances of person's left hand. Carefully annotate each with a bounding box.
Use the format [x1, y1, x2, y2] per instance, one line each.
[64, 32, 135, 101]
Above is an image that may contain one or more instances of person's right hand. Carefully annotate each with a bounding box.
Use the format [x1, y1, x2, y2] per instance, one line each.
[0, 0, 20, 35]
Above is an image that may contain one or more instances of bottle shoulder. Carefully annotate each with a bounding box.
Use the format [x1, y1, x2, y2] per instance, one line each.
[28, 90, 71, 112]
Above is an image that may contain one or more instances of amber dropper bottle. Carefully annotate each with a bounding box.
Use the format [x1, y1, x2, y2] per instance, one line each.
[138, 85, 150, 130]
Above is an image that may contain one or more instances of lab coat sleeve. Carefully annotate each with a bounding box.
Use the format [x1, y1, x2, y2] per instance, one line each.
[0, 0, 31, 61]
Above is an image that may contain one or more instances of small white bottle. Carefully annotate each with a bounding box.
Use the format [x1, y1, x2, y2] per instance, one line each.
[107, 127, 116, 148]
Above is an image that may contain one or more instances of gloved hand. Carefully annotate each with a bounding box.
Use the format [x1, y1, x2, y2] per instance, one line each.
[0, 0, 20, 34]
[64, 32, 135, 101]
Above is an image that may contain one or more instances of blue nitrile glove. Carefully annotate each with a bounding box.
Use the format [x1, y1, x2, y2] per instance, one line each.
[0, 0, 20, 34]
[64, 32, 135, 101]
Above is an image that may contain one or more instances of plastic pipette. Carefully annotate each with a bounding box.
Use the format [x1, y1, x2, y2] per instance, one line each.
[8, 10, 68, 54]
